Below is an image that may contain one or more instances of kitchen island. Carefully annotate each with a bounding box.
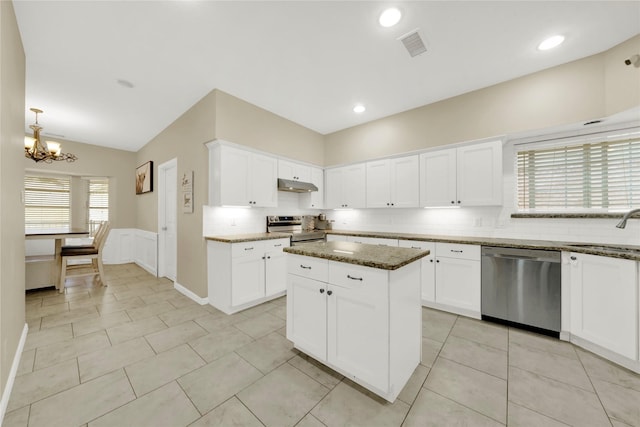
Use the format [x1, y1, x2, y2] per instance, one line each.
[284, 241, 429, 402]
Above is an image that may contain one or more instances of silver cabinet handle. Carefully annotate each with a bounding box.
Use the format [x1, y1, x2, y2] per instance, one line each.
[300, 265, 311, 269]
[274, 244, 282, 247]
[245, 247, 254, 251]
[450, 250, 463, 253]
[347, 275, 363, 281]
[411, 246, 420, 249]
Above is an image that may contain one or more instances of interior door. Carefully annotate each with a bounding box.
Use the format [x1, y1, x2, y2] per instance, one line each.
[158, 158, 177, 281]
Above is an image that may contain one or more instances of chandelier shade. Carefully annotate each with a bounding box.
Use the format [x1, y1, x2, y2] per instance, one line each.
[24, 108, 77, 163]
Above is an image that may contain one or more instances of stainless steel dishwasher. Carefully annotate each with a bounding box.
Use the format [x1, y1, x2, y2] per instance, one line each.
[481, 246, 561, 337]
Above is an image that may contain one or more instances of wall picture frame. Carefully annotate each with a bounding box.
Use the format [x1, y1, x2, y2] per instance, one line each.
[183, 191, 193, 213]
[181, 171, 193, 192]
[135, 161, 153, 194]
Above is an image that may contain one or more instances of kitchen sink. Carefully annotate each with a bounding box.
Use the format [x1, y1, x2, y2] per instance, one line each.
[566, 244, 640, 255]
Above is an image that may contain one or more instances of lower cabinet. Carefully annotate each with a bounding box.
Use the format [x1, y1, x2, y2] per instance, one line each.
[568, 253, 639, 363]
[398, 240, 436, 303]
[208, 238, 290, 314]
[286, 254, 421, 402]
[434, 242, 481, 318]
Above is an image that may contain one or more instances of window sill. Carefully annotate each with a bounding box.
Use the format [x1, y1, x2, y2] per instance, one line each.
[511, 213, 636, 219]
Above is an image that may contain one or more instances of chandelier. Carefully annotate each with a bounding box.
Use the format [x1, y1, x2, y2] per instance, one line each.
[24, 108, 77, 163]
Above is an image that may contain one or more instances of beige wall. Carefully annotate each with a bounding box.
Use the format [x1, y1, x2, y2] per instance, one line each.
[215, 90, 325, 165]
[24, 139, 137, 229]
[324, 34, 640, 166]
[136, 89, 324, 297]
[0, 0, 25, 405]
[136, 91, 216, 298]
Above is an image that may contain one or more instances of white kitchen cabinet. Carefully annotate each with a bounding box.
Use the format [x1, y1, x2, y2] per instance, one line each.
[433, 243, 481, 318]
[325, 164, 366, 209]
[399, 240, 436, 303]
[287, 274, 327, 361]
[208, 238, 290, 314]
[287, 254, 421, 402]
[569, 253, 638, 361]
[347, 236, 398, 247]
[420, 140, 502, 207]
[366, 156, 419, 208]
[207, 142, 278, 207]
[300, 166, 324, 209]
[278, 159, 311, 183]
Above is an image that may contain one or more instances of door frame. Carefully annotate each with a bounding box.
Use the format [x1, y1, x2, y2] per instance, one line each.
[157, 158, 177, 280]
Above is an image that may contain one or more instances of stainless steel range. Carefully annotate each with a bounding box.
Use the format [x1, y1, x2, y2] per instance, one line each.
[266, 215, 326, 245]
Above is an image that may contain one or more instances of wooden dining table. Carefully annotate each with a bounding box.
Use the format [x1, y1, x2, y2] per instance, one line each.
[25, 227, 90, 290]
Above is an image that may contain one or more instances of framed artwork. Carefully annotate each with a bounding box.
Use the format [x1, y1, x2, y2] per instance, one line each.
[183, 191, 193, 213]
[135, 161, 153, 194]
[181, 171, 193, 192]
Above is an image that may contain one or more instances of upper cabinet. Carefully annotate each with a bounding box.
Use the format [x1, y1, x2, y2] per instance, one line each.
[420, 140, 502, 207]
[325, 164, 366, 209]
[366, 155, 419, 208]
[278, 159, 311, 183]
[208, 143, 278, 207]
[302, 166, 324, 209]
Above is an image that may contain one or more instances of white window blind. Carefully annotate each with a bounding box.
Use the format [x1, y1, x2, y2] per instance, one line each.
[88, 178, 109, 235]
[24, 175, 71, 229]
[517, 136, 640, 211]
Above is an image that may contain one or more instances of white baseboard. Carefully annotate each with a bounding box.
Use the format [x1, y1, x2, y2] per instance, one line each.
[135, 261, 157, 277]
[174, 281, 208, 305]
[0, 323, 28, 423]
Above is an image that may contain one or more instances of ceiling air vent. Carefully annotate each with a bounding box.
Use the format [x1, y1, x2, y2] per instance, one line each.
[398, 29, 427, 57]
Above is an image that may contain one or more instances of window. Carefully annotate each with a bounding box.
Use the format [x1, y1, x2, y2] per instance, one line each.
[517, 134, 640, 211]
[24, 175, 71, 229]
[88, 178, 109, 235]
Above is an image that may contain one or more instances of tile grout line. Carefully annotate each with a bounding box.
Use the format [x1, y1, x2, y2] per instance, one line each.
[573, 346, 617, 427]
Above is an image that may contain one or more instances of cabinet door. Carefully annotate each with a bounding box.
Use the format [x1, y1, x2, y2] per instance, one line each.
[391, 155, 420, 208]
[265, 247, 287, 296]
[366, 160, 391, 208]
[327, 274, 389, 391]
[278, 160, 297, 181]
[343, 164, 366, 208]
[420, 149, 457, 207]
[219, 146, 252, 207]
[570, 253, 638, 360]
[456, 140, 502, 206]
[308, 167, 324, 209]
[231, 254, 265, 306]
[251, 153, 278, 207]
[435, 257, 481, 313]
[287, 274, 327, 361]
[325, 168, 343, 208]
[399, 240, 436, 302]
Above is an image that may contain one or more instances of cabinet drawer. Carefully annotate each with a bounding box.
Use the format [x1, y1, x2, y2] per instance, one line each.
[398, 240, 435, 252]
[436, 242, 480, 261]
[329, 262, 387, 289]
[265, 238, 290, 251]
[232, 240, 264, 258]
[287, 254, 328, 282]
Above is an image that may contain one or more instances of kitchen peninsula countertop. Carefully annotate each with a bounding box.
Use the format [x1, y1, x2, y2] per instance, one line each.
[326, 230, 640, 262]
[205, 232, 290, 243]
[283, 240, 429, 270]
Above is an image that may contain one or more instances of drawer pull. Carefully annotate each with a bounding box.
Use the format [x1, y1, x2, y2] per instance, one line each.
[274, 244, 282, 247]
[244, 247, 254, 251]
[570, 256, 577, 261]
[450, 250, 463, 253]
[300, 265, 312, 269]
[411, 246, 420, 249]
[347, 275, 363, 281]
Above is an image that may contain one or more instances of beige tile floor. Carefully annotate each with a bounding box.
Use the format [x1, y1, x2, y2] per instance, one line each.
[5, 263, 640, 427]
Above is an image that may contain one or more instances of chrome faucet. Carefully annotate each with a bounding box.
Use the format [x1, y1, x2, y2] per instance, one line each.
[616, 208, 640, 229]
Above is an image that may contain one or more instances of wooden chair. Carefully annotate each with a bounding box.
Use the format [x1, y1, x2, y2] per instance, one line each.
[59, 221, 111, 293]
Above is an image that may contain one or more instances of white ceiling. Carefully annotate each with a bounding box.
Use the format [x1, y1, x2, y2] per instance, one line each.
[13, 1, 640, 152]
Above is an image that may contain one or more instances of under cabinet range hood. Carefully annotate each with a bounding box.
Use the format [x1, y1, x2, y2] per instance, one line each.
[277, 178, 318, 193]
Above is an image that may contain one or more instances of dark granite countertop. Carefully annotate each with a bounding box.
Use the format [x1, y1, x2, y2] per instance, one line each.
[205, 232, 290, 243]
[283, 241, 429, 270]
[326, 230, 640, 262]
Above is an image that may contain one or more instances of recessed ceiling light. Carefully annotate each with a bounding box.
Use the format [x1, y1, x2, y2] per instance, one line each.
[116, 79, 135, 89]
[537, 35, 565, 51]
[379, 8, 401, 27]
[353, 104, 366, 113]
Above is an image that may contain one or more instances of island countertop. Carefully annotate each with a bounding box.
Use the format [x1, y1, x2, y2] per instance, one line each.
[205, 232, 290, 243]
[283, 241, 429, 270]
